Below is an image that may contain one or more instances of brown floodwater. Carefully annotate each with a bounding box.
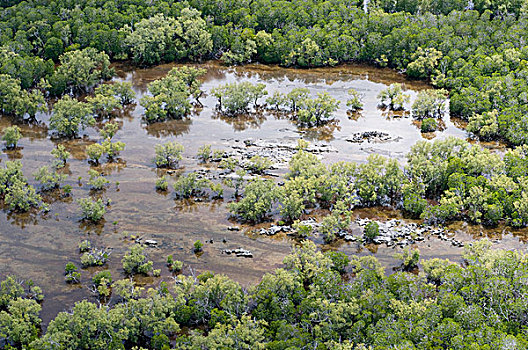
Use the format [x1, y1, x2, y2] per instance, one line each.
[0, 61, 524, 326]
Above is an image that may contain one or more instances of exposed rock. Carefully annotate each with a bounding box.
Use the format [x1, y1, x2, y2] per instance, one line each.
[346, 131, 401, 144]
[144, 239, 158, 246]
[227, 226, 240, 231]
[223, 248, 253, 258]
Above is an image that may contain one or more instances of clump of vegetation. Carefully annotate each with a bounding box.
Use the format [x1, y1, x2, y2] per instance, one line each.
[173, 172, 211, 198]
[77, 198, 106, 222]
[324, 250, 350, 274]
[197, 144, 212, 162]
[467, 109, 499, 141]
[141, 67, 206, 123]
[244, 155, 273, 174]
[92, 270, 112, 299]
[0, 74, 45, 119]
[411, 89, 448, 119]
[377, 83, 410, 110]
[2, 126, 22, 149]
[155, 176, 169, 191]
[33, 166, 67, 191]
[167, 255, 183, 272]
[395, 247, 420, 271]
[64, 263, 81, 284]
[122, 244, 154, 275]
[228, 177, 280, 223]
[78, 240, 92, 253]
[364, 221, 379, 242]
[86, 143, 105, 164]
[47, 47, 113, 96]
[49, 96, 95, 138]
[211, 82, 267, 115]
[80, 247, 110, 267]
[51, 144, 70, 168]
[0, 161, 42, 212]
[87, 170, 109, 191]
[346, 88, 363, 112]
[154, 141, 184, 168]
[193, 240, 203, 253]
[420, 117, 438, 132]
[296, 92, 339, 126]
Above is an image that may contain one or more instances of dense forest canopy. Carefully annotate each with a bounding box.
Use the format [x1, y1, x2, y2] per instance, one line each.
[3, 0, 528, 349]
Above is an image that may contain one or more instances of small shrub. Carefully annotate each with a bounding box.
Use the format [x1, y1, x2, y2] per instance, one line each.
[325, 251, 350, 274]
[228, 177, 279, 222]
[173, 173, 210, 198]
[86, 143, 105, 164]
[377, 83, 410, 111]
[92, 270, 112, 286]
[395, 248, 420, 271]
[87, 169, 109, 191]
[296, 92, 339, 126]
[33, 166, 67, 191]
[167, 255, 183, 272]
[197, 144, 212, 162]
[155, 176, 169, 191]
[346, 89, 363, 112]
[77, 197, 106, 222]
[245, 155, 273, 174]
[4, 180, 41, 212]
[219, 157, 238, 172]
[155, 142, 184, 168]
[65, 263, 81, 284]
[78, 240, 92, 252]
[2, 126, 22, 149]
[364, 221, 379, 242]
[101, 139, 125, 160]
[193, 240, 203, 253]
[421, 118, 438, 132]
[80, 247, 110, 267]
[292, 220, 313, 238]
[51, 144, 70, 168]
[122, 244, 153, 275]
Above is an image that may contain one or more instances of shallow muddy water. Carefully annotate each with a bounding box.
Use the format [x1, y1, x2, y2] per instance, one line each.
[0, 61, 522, 325]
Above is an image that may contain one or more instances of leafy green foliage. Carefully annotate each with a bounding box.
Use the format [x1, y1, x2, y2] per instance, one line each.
[1, 125, 21, 149]
[173, 172, 211, 198]
[412, 89, 448, 119]
[228, 177, 280, 223]
[211, 82, 268, 115]
[77, 198, 106, 222]
[64, 263, 80, 284]
[377, 83, 410, 111]
[244, 155, 273, 174]
[364, 221, 379, 242]
[87, 170, 109, 191]
[193, 240, 203, 253]
[51, 144, 70, 168]
[346, 89, 363, 112]
[407, 47, 443, 79]
[421, 117, 438, 132]
[395, 248, 420, 271]
[155, 176, 169, 191]
[140, 66, 205, 123]
[296, 92, 339, 126]
[33, 166, 67, 191]
[0, 74, 45, 118]
[154, 141, 184, 168]
[122, 245, 153, 275]
[49, 96, 94, 138]
[48, 47, 113, 96]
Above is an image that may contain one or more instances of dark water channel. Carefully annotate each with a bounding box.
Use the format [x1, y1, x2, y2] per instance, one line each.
[0, 61, 524, 325]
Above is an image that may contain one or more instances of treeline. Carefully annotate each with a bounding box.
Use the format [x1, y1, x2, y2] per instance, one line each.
[3, 240, 528, 349]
